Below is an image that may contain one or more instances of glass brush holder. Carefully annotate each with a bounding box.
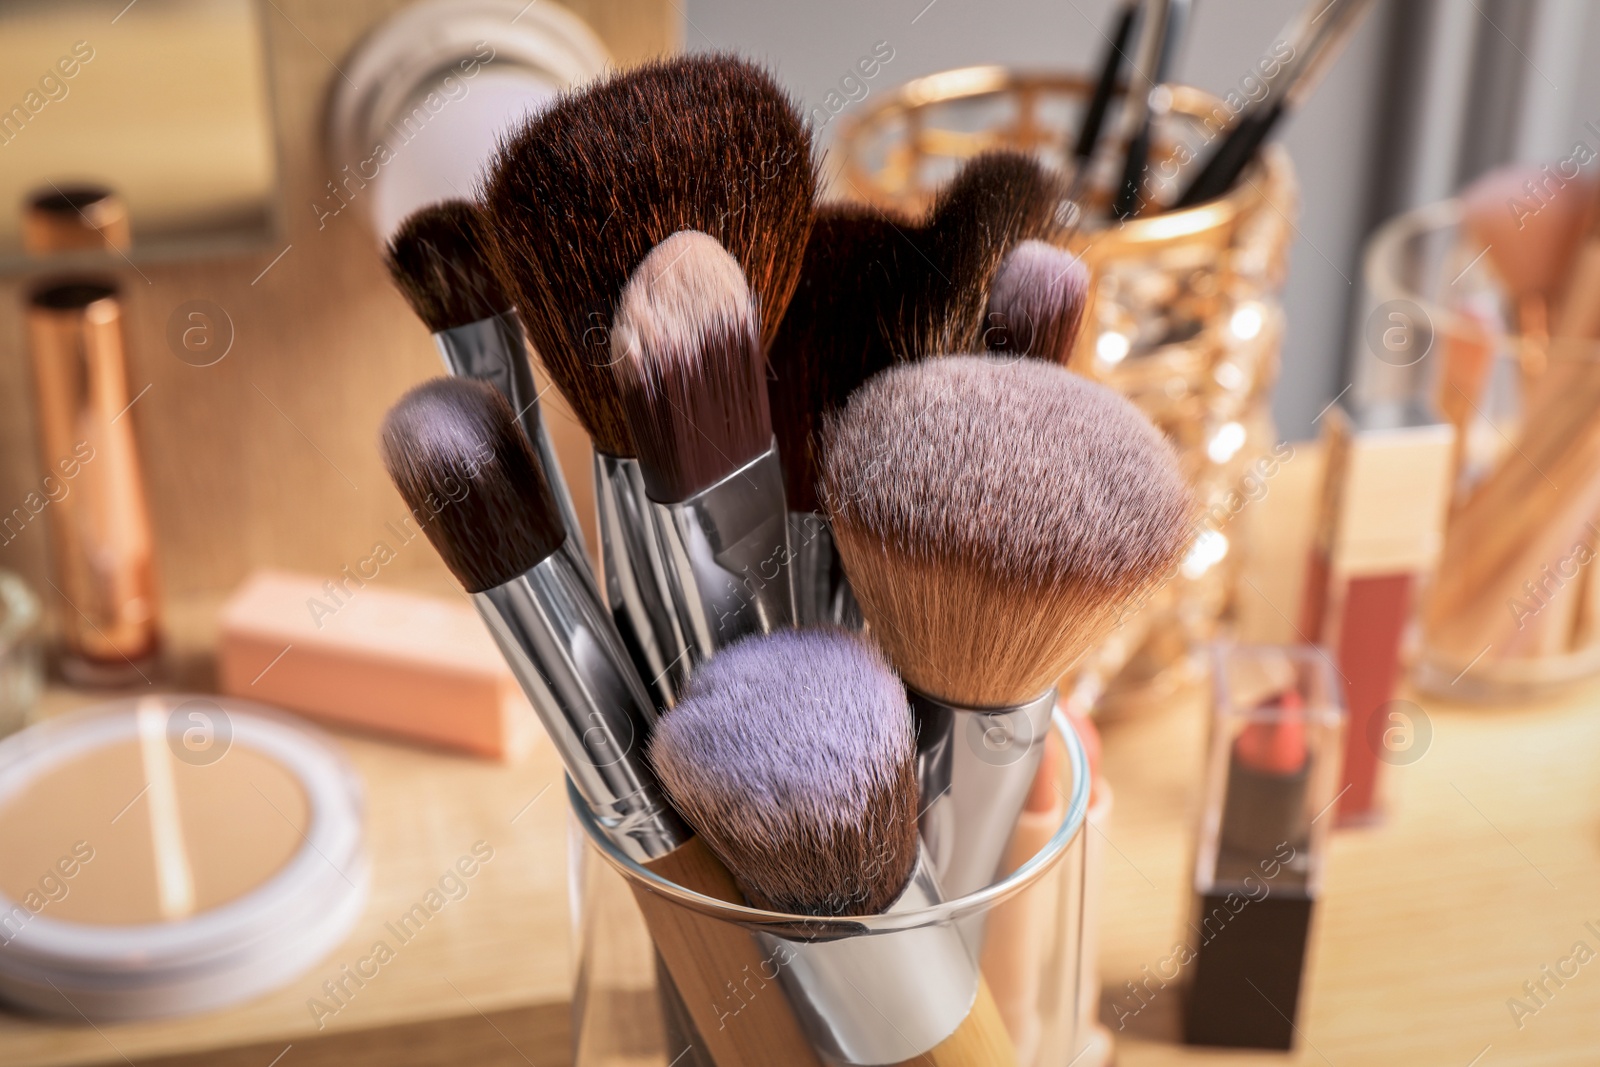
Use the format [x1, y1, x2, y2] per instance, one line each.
[837, 68, 1298, 718]
[1361, 194, 1600, 699]
[569, 713, 1092, 1067]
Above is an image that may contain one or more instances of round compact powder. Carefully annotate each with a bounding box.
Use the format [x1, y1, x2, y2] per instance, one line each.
[0, 696, 367, 1020]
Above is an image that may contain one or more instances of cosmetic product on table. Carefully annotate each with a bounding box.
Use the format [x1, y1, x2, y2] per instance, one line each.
[380, 377, 820, 1067]
[0, 696, 366, 1019]
[1184, 643, 1343, 1050]
[218, 570, 537, 760]
[22, 186, 132, 255]
[821, 356, 1192, 905]
[24, 281, 162, 685]
[1299, 400, 1452, 824]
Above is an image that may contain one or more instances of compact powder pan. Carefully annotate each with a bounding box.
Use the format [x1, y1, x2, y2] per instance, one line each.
[0, 695, 367, 1020]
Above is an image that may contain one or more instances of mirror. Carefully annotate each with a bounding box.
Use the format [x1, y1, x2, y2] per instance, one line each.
[0, 0, 280, 270]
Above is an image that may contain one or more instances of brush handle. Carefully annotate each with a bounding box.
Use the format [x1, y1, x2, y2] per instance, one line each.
[788, 512, 863, 630]
[1070, 2, 1139, 177]
[888, 980, 1018, 1067]
[914, 689, 1055, 904]
[979, 801, 1064, 1063]
[434, 312, 590, 567]
[636, 838, 824, 1067]
[653, 444, 794, 666]
[596, 453, 686, 707]
[475, 551, 686, 861]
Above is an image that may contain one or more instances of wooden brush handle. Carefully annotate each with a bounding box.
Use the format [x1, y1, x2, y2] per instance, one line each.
[636, 837, 823, 1067]
[888, 978, 1018, 1067]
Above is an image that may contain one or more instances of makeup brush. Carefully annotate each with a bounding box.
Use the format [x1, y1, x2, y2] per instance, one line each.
[484, 53, 816, 703]
[612, 231, 793, 660]
[822, 356, 1192, 901]
[768, 203, 910, 627]
[1174, 0, 1377, 209]
[1109, 0, 1191, 221]
[984, 239, 1091, 364]
[905, 151, 1075, 361]
[383, 199, 588, 567]
[651, 627, 1018, 1067]
[1067, 1, 1140, 206]
[380, 377, 820, 1067]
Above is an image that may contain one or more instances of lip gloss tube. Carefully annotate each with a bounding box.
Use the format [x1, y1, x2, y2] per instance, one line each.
[1298, 399, 1452, 824]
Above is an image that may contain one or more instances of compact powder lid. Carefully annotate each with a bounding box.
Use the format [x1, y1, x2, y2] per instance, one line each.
[0, 696, 368, 1020]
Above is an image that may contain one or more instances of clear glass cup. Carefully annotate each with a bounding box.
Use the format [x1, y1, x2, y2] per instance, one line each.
[1360, 197, 1600, 699]
[569, 712, 1092, 1067]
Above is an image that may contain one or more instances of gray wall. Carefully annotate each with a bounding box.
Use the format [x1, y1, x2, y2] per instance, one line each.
[682, 0, 1396, 438]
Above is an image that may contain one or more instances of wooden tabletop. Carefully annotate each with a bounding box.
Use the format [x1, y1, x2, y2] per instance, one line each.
[4, 441, 1600, 1065]
[1100, 440, 1600, 1066]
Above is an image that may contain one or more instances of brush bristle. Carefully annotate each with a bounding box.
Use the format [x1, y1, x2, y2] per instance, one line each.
[649, 627, 918, 916]
[612, 231, 770, 502]
[380, 378, 566, 593]
[484, 53, 816, 457]
[384, 200, 509, 332]
[984, 240, 1090, 365]
[899, 151, 1074, 359]
[821, 357, 1193, 706]
[768, 203, 912, 512]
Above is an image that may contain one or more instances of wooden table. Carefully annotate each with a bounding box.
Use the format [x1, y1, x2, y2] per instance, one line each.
[4, 443, 1600, 1065]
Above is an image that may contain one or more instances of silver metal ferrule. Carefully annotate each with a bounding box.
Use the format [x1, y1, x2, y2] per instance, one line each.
[595, 452, 686, 707]
[475, 546, 689, 863]
[755, 845, 980, 1065]
[787, 511, 862, 631]
[913, 688, 1057, 904]
[435, 311, 588, 565]
[654, 443, 794, 664]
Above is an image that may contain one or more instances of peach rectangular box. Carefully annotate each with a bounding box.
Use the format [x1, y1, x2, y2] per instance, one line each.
[218, 570, 537, 761]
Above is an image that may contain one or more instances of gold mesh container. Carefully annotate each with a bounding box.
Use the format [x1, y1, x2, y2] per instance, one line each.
[837, 67, 1299, 713]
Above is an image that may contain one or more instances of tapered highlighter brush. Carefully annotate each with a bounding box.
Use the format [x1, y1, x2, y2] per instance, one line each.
[984, 239, 1091, 365]
[379, 378, 819, 1067]
[612, 231, 794, 662]
[383, 199, 588, 568]
[484, 53, 815, 701]
[822, 357, 1192, 903]
[650, 628, 1018, 1067]
[768, 203, 910, 627]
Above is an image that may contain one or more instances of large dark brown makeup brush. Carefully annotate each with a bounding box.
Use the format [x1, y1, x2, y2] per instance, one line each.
[482, 54, 816, 708]
[768, 203, 911, 626]
[651, 627, 1017, 1067]
[383, 199, 588, 565]
[822, 356, 1192, 901]
[983, 239, 1091, 365]
[379, 378, 819, 1067]
[612, 230, 792, 666]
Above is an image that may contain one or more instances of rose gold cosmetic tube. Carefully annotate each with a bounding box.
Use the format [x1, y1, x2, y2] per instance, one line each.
[22, 186, 132, 256]
[25, 282, 161, 683]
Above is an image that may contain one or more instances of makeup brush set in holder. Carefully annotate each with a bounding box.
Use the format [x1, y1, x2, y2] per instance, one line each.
[1363, 172, 1600, 700]
[838, 0, 1376, 719]
[374, 54, 1197, 1067]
